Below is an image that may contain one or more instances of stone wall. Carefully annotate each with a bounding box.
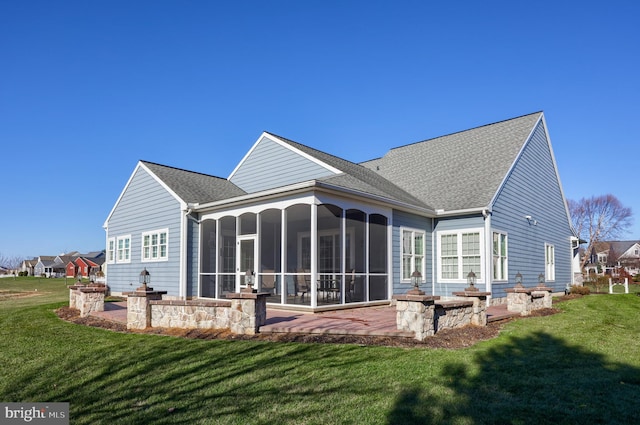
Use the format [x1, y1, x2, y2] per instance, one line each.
[150, 300, 232, 329]
[435, 301, 474, 332]
[506, 287, 553, 316]
[125, 289, 267, 335]
[394, 291, 490, 341]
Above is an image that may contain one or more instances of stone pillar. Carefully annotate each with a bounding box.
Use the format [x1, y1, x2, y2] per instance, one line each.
[506, 287, 532, 315]
[392, 294, 440, 341]
[77, 287, 107, 317]
[68, 285, 82, 309]
[452, 290, 491, 326]
[126, 290, 166, 330]
[226, 291, 268, 335]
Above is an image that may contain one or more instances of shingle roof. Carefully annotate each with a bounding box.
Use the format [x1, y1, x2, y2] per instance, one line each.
[266, 133, 432, 209]
[360, 112, 543, 211]
[142, 161, 246, 204]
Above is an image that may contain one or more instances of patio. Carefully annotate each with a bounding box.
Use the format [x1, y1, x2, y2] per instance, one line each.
[90, 301, 519, 338]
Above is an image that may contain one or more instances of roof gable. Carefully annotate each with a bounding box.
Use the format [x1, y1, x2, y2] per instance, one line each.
[228, 133, 341, 193]
[105, 161, 246, 225]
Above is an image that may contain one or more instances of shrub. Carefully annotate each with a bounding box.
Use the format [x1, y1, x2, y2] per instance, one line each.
[570, 285, 591, 295]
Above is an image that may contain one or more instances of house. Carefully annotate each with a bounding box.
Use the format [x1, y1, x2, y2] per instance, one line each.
[66, 253, 106, 279]
[104, 111, 577, 308]
[19, 259, 37, 276]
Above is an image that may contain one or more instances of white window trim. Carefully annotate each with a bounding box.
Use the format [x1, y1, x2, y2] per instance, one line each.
[437, 228, 484, 283]
[545, 243, 555, 281]
[492, 231, 508, 281]
[141, 229, 169, 262]
[107, 237, 116, 264]
[116, 235, 132, 264]
[400, 227, 426, 283]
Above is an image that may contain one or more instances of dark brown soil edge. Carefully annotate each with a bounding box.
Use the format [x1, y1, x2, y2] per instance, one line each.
[55, 306, 560, 349]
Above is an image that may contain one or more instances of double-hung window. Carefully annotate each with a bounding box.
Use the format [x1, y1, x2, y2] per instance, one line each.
[142, 229, 169, 261]
[545, 243, 555, 281]
[438, 230, 483, 281]
[492, 232, 508, 280]
[401, 228, 425, 281]
[107, 238, 115, 264]
[116, 236, 131, 263]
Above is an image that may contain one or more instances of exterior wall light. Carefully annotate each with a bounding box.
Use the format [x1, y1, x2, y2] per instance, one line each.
[538, 273, 545, 287]
[466, 270, 478, 291]
[411, 270, 422, 290]
[139, 268, 151, 291]
[515, 271, 523, 288]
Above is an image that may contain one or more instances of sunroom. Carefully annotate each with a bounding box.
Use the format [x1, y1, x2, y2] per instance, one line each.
[197, 193, 392, 309]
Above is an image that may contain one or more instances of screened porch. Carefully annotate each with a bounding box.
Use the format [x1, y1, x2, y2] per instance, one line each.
[199, 201, 390, 309]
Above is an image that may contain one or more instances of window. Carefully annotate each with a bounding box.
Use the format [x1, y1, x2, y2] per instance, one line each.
[401, 228, 425, 281]
[142, 229, 169, 261]
[116, 236, 131, 263]
[107, 238, 115, 263]
[438, 230, 483, 281]
[545, 243, 555, 281]
[492, 232, 508, 280]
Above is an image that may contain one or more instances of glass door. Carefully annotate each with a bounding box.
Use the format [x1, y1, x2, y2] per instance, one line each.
[238, 236, 256, 289]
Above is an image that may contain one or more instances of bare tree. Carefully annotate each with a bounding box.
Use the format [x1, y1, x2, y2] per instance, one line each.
[0, 253, 24, 273]
[568, 194, 633, 270]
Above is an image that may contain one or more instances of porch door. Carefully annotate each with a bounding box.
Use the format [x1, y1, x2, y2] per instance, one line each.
[237, 236, 256, 289]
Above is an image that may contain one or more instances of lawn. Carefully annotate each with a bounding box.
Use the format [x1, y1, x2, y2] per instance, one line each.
[1, 277, 639, 424]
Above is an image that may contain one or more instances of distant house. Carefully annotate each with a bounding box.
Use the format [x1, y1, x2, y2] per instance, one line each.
[587, 241, 640, 277]
[19, 259, 37, 276]
[104, 112, 577, 308]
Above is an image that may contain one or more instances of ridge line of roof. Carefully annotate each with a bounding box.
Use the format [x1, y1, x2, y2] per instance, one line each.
[386, 111, 543, 152]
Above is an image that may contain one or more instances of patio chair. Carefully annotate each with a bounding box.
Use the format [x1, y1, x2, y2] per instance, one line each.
[346, 270, 356, 302]
[296, 270, 310, 302]
[261, 270, 276, 295]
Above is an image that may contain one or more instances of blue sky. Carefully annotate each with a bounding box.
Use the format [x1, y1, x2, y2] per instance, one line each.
[1, 0, 639, 259]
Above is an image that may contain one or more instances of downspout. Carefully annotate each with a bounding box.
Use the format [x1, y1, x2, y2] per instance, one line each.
[431, 216, 436, 295]
[482, 208, 492, 303]
[180, 207, 189, 299]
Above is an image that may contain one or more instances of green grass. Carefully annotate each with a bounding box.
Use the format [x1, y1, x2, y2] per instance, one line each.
[1, 277, 640, 424]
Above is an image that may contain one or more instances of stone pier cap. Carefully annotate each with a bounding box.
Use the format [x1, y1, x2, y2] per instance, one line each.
[392, 294, 440, 303]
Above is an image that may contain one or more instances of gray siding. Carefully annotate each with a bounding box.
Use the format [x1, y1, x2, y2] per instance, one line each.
[230, 137, 336, 193]
[491, 121, 573, 298]
[433, 215, 486, 296]
[106, 167, 183, 295]
[392, 210, 432, 295]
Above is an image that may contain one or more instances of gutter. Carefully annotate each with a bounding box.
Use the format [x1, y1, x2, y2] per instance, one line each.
[192, 179, 438, 217]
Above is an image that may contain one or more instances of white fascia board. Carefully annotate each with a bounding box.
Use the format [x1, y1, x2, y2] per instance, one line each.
[194, 180, 319, 211]
[313, 181, 436, 216]
[103, 161, 188, 229]
[488, 113, 543, 210]
[103, 161, 143, 228]
[227, 132, 268, 180]
[435, 206, 487, 217]
[268, 133, 343, 174]
[227, 132, 342, 180]
[193, 179, 436, 217]
[539, 114, 575, 235]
